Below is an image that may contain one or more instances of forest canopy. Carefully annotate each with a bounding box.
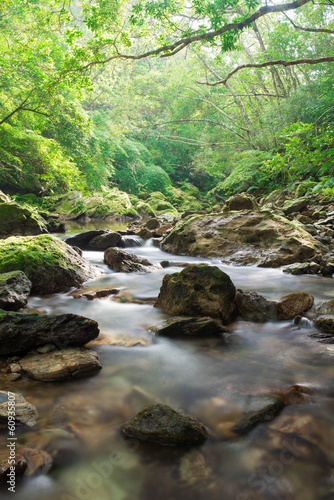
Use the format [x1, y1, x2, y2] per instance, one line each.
[0, 0, 333, 201]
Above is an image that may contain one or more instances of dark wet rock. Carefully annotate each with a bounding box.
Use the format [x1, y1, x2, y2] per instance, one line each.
[282, 261, 320, 275]
[160, 212, 324, 267]
[311, 300, 334, 315]
[0, 391, 38, 428]
[0, 452, 27, 485]
[120, 404, 208, 446]
[224, 193, 259, 212]
[314, 316, 334, 334]
[0, 271, 32, 311]
[155, 265, 236, 324]
[0, 234, 102, 294]
[19, 347, 102, 381]
[0, 312, 100, 356]
[232, 395, 285, 435]
[151, 316, 229, 338]
[104, 247, 158, 272]
[276, 292, 314, 320]
[282, 197, 309, 216]
[152, 237, 162, 247]
[0, 202, 48, 237]
[235, 289, 278, 322]
[160, 260, 170, 268]
[87, 231, 122, 250]
[155, 224, 173, 237]
[65, 229, 120, 250]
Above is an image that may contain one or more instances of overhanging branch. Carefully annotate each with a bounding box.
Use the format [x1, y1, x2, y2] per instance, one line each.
[197, 56, 334, 86]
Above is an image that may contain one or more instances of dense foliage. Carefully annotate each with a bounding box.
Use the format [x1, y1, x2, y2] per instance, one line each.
[0, 0, 333, 205]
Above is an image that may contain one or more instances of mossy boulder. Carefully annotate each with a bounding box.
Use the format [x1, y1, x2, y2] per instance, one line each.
[85, 188, 134, 218]
[135, 201, 155, 216]
[155, 265, 236, 324]
[0, 234, 102, 294]
[0, 202, 48, 237]
[224, 193, 259, 212]
[0, 270, 32, 311]
[165, 187, 202, 212]
[120, 404, 208, 446]
[160, 211, 325, 267]
[53, 191, 86, 219]
[146, 192, 178, 214]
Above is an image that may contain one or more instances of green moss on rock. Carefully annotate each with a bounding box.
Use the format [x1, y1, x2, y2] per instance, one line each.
[0, 234, 101, 294]
[0, 202, 47, 237]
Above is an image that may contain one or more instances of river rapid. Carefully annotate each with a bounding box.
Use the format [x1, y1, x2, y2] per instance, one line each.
[4, 221, 334, 500]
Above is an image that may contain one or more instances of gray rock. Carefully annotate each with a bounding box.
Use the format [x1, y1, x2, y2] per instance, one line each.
[152, 316, 229, 338]
[0, 391, 38, 428]
[0, 312, 100, 356]
[120, 404, 208, 446]
[104, 247, 158, 273]
[235, 289, 278, 322]
[144, 218, 160, 230]
[19, 347, 102, 381]
[0, 271, 32, 311]
[282, 197, 309, 216]
[155, 265, 236, 324]
[311, 300, 334, 315]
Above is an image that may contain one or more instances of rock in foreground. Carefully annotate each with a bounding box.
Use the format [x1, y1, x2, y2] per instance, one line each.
[104, 247, 158, 272]
[0, 234, 102, 294]
[155, 265, 236, 324]
[161, 212, 325, 267]
[0, 270, 32, 311]
[0, 312, 100, 356]
[120, 404, 208, 446]
[19, 347, 102, 381]
[276, 292, 314, 320]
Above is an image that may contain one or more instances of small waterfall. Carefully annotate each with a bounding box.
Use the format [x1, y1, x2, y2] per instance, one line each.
[118, 235, 143, 248]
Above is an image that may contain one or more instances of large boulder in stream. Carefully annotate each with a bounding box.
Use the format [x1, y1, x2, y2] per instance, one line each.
[120, 404, 208, 446]
[235, 289, 278, 322]
[276, 292, 314, 320]
[0, 234, 102, 294]
[104, 247, 159, 273]
[0, 202, 48, 237]
[0, 271, 32, 311]
[160, 211, 325, 267]
[155, 265, 236, 324]
[66, 229, 121, 250]
[0, 312, 100, 356]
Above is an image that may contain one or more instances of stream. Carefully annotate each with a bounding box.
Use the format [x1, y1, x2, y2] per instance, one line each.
[3, 221, 334, 500]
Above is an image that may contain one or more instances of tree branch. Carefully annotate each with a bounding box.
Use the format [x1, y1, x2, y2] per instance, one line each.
[50, 0, 311, 87]
[197, 56, 334, 86]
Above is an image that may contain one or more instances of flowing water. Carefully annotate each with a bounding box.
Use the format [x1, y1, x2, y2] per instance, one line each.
[2, 222, 334, 500]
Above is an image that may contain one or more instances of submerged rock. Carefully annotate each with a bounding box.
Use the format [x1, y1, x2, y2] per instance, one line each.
[0, 270, 32, 311]
[0, 234, 102, 294]
[160, 212, 325, 267]
[0, 391, 38, 428]
[276, 292, 314, 320]
[120, 404, 208, 446]
[104, 247, 158, 273]
[0, 202, 48, 237]
[152, 316, 229, 338]
[0, 312, 100, 356]
[155, 265, 236, 324]
[19, 347, 102, 381]
[232, 395, 285, 435]
[235, 289, 278, 322]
